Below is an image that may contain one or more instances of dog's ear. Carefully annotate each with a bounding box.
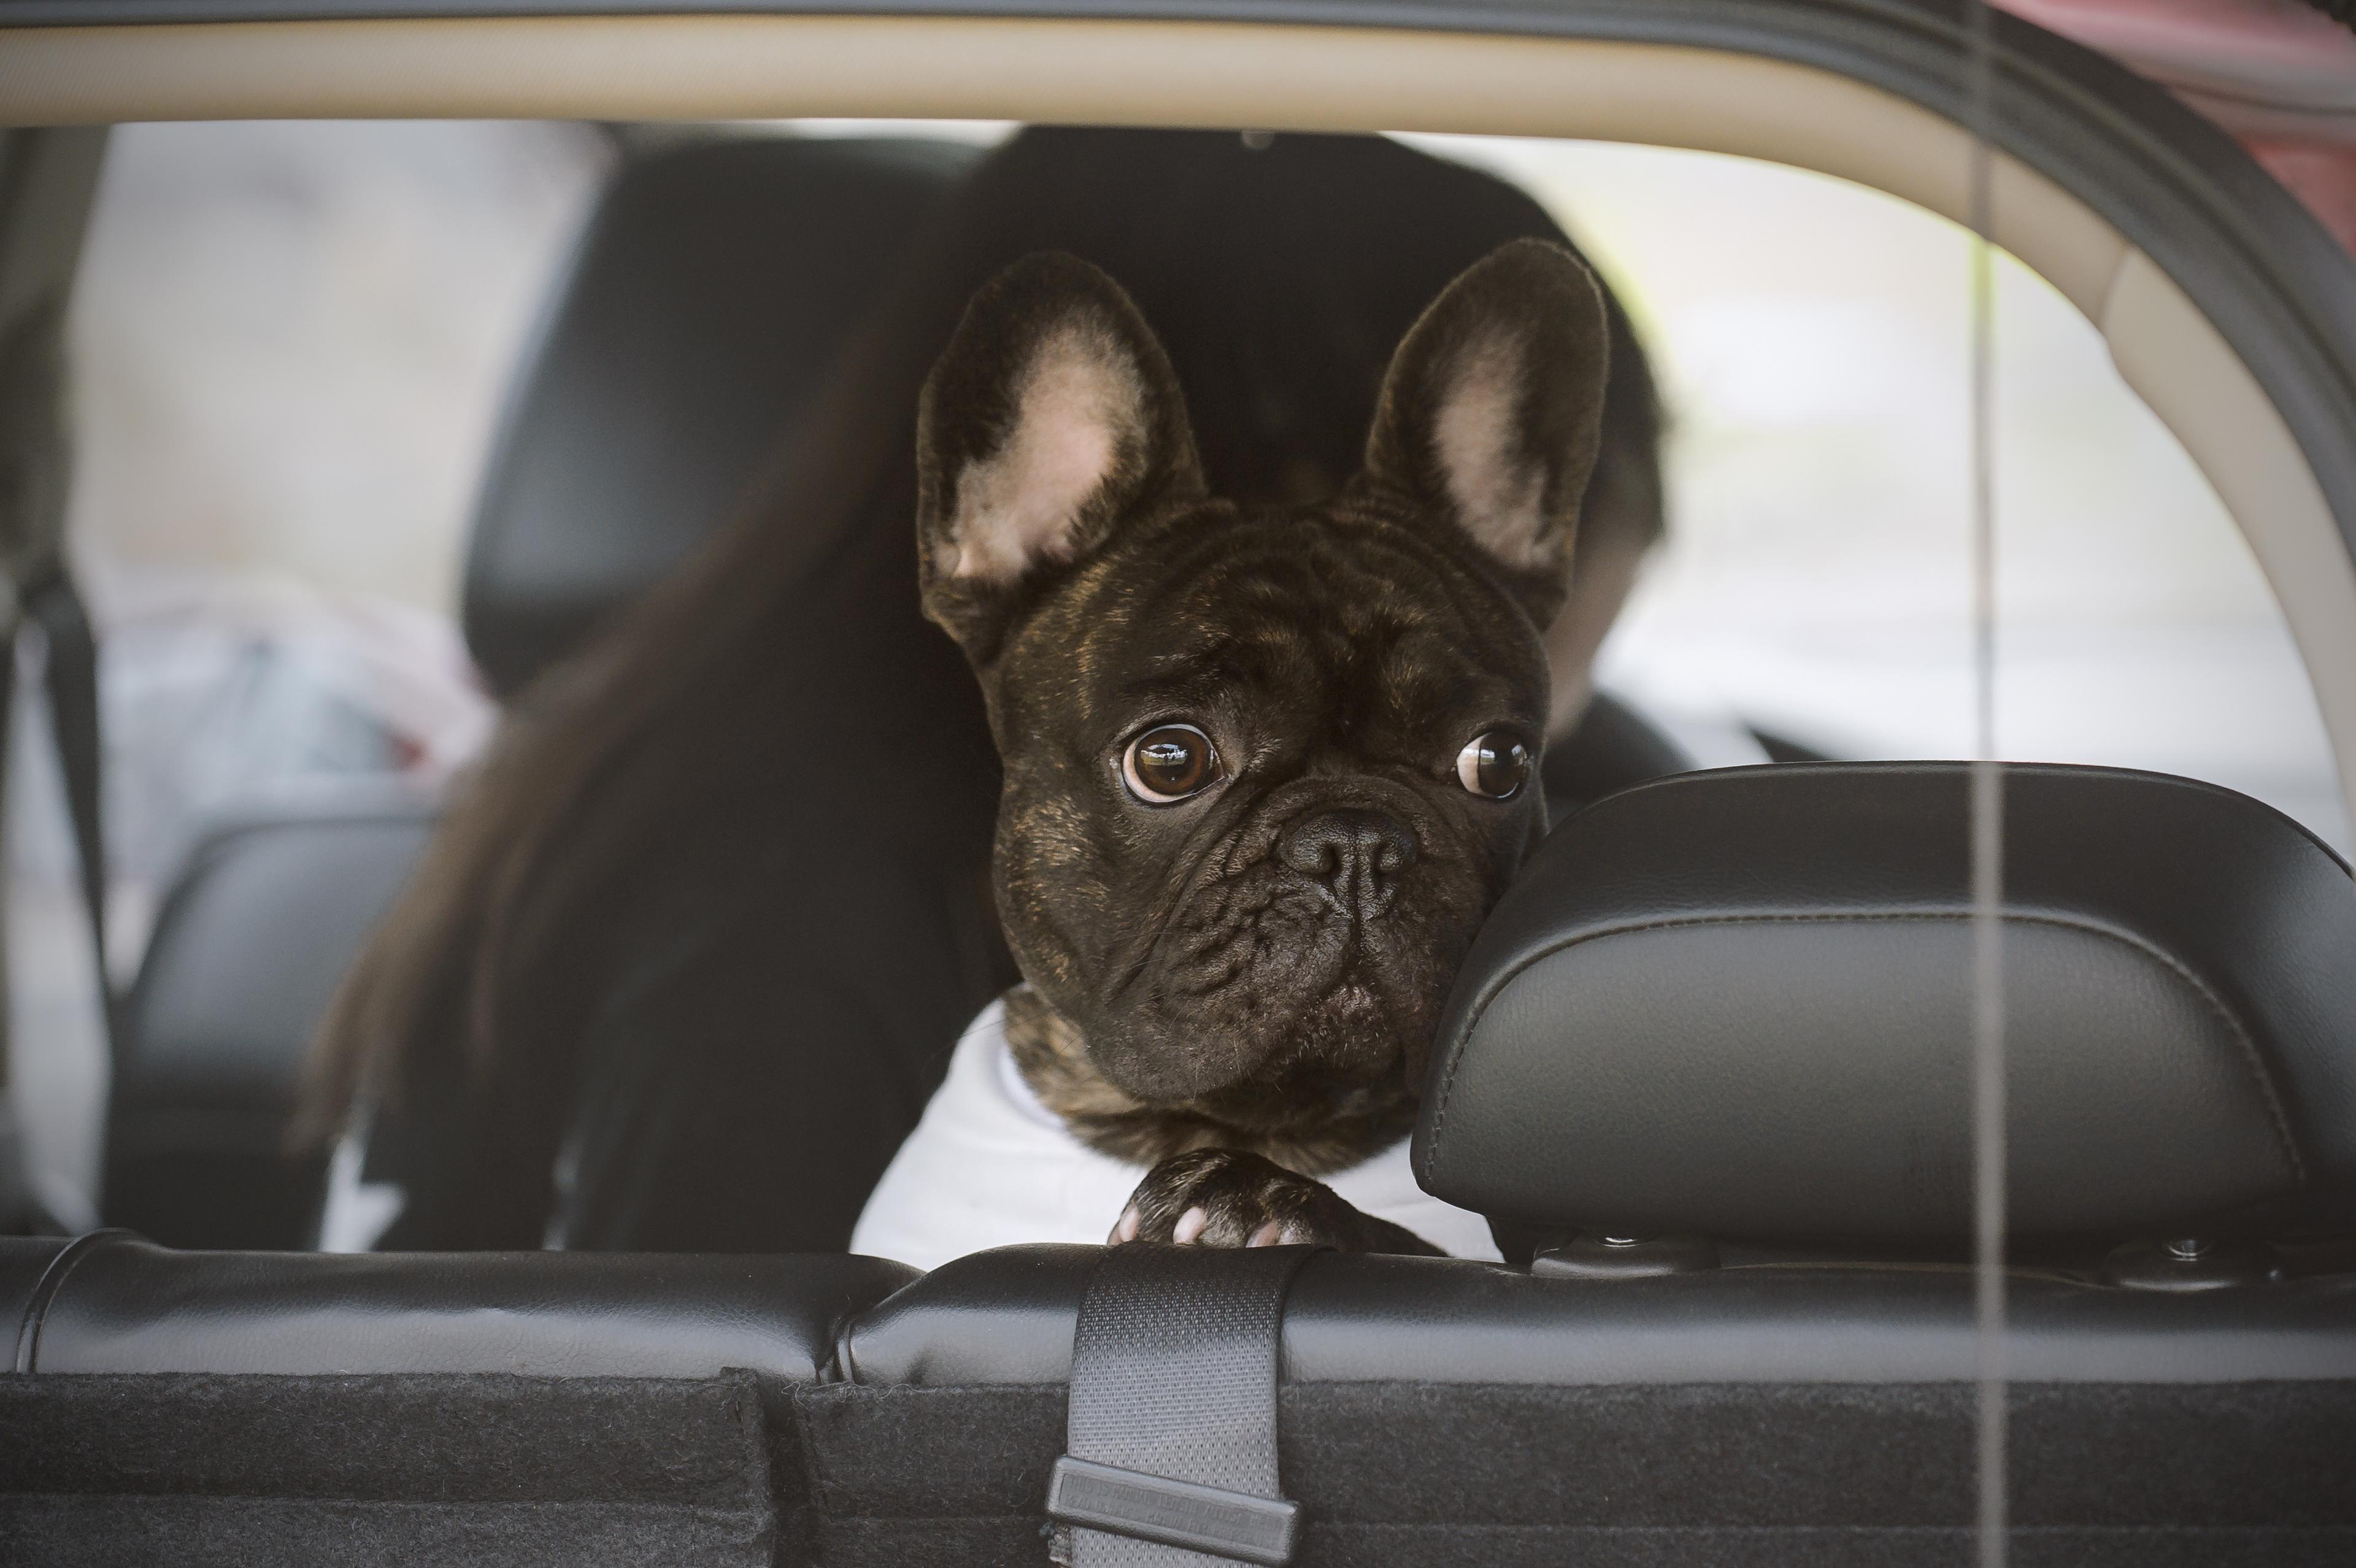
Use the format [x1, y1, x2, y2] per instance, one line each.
[1362, 239, 1611, 629]
[917, 252, 1206, 663]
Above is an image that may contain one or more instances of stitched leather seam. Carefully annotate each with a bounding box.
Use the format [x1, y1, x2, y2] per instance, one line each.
[1425, 910, 2305, 1189]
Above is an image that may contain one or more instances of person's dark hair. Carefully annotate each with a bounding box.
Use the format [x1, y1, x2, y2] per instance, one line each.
[295, 127, 1662, 1243]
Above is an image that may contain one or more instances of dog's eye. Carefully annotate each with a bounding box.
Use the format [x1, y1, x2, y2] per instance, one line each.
[1457, 731, 1530, 801]
[1123, 724, 1222, 804]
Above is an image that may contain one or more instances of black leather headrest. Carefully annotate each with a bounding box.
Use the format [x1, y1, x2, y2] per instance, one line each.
[462, 134, 979, 696]
[1413, 763, 2356, 1245]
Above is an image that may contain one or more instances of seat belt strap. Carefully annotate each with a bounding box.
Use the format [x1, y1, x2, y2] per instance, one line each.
[1048, 1243, 1319, 1567]
[0, 130, 116, 1072]
[20, 566, 113, 1052]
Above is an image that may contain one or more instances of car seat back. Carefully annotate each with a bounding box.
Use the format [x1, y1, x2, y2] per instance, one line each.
[818, 1243, 2356, 1566]
[102, 801, 434, 1247]
[461, 134, 980, 698]
[9, 1229, 2353, 1566]
[35, 766, 2356, 1563]
[0, 1231, 914, 1565]
[817, 763, 2356, 1564]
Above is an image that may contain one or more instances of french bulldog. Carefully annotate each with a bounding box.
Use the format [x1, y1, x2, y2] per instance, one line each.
[914, 238, 1609, 1255]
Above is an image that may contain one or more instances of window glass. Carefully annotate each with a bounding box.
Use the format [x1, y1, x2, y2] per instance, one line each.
[18, 122, 2347, 1232]
[11, 121, 604, 1228]
[1417, 135, 2350, 851]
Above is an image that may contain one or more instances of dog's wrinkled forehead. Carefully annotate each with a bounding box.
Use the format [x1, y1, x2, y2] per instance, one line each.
[1036, 505, 1546, 744]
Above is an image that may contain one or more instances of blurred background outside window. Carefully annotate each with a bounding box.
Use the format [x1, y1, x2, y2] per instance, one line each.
[1426, 133, 2349, 847]
[15, 121, 606, 1228]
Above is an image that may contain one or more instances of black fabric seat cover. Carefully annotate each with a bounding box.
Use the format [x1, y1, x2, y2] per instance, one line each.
[1414, 761, 2356, 1246]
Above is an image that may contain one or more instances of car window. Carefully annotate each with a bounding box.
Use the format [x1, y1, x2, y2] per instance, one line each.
[16, 120, 2347, 1234]
[9, 120, 606, 1230]
[1419, 134, 2350, 853]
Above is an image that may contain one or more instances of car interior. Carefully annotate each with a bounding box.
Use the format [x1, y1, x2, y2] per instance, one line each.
[6, 1, 2356, 1564]
[99, 131, 993, 1251]
[103, 127, 1704, 1258]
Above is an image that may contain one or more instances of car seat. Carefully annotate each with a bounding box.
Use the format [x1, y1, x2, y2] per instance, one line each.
[14, 762, 2355, 1564]
[807, 762, 2356, 1562]
[98, 132, 983, 1247]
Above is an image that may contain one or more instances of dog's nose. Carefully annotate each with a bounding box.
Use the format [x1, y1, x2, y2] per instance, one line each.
[1280, 808, 1417, 915]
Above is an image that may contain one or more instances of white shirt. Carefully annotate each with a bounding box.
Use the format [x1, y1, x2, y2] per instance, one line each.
[316, 1108, 404, 1253]
[852, 996, 1503, 1271]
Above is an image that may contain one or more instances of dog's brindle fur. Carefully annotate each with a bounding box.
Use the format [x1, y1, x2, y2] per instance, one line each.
[916, 240, 1607, 1254]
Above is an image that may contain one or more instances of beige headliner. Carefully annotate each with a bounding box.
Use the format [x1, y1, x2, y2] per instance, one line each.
[7, 13, 2353, 817]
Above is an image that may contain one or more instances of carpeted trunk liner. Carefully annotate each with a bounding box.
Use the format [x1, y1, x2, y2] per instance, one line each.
[788, 1380, 2356, 1567]
[4, 1372, 2351, 1565]
[0, 1370, 776, 1567]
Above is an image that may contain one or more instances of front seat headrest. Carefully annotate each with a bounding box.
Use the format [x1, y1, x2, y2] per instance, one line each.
[462, 134, 980, 697]
[1413, 763, 2356, 1246]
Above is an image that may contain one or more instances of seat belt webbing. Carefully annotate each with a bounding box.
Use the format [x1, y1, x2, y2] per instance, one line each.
[0, 129, 118, 1076]
[20, 567, 110, 1046]
[1049, 1243, 1319, 1567]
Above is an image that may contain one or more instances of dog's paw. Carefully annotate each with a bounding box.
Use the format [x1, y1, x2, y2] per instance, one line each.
[1109, 1148, 1440, 1254]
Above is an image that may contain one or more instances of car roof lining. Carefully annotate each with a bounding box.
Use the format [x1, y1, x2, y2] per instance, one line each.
[9, 12, 2354, 832]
